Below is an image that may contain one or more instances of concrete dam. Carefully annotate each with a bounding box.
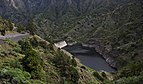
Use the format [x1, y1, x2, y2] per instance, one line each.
[54, 41, 67, 48]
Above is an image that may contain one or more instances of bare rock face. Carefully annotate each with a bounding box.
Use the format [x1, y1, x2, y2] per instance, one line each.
[0, 0, 49, 23]
[0, 0, 25, 12]
[6, 0, 25, 10]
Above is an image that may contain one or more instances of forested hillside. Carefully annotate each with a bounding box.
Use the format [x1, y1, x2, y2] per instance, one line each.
[0, 35, 108, 84]
[0, 0, 143, 83]
[33, 0, 143, 83]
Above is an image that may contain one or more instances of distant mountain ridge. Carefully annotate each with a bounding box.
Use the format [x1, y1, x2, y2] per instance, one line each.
[1, 0, 143, 63]
[1, 0, 143, 83]
[0, 0, 128, 23]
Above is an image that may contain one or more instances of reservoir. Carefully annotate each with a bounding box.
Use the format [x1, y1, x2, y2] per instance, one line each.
[63, 44, 116, 72]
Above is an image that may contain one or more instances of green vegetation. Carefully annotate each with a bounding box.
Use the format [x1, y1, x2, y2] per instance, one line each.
[26, 21, 36, 35]
[16, 24, 26, 33]
[0, 68, 30, 84]
[22, 49, 45, 80]
[53, 49, 79, 83]
[0, 35, 104, 84]
[0, 0, 142, 83]
[32, 1, 143, 83]
[0, 17, 14, 36]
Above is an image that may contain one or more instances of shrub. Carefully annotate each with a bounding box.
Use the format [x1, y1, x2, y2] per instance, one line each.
[117, 61, 143, 78]
[67, 66, 79, 83]
[39, 41, 48, 49]
[22, 49, 45, 80]
[16, 24, 25, 33]
[7, 20, 14, 31]
[26, 21, 36, 35]
[93, 72, 104, 81]
[71, 57, 77, 67]
[80, 66, 86, 70]
[29, 37, 39, 47]
[0, 68, 31, 84]
[9, 59, 23, 69]
[53, 49, 72, 67]
[53, 49, 79, 83]
[101, 72, 107, 79]
[18, 40, 32, 53]
[111, 76, 143, 84]
[30, 80, 45, 84]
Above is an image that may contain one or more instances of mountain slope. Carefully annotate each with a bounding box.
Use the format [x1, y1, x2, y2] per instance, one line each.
[0, 0, 117, 23]
[33, 1, 143, 83]
[0, 35, 109, 84]
[33, 0, 143, 65]
[1, 0, 143, 83]
[1, 0, 143, 69]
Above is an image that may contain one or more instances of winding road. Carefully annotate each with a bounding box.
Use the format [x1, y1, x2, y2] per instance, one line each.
[0, 33, 29, 44]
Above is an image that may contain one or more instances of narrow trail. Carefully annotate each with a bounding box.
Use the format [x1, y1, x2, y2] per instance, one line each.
[0, 33, 29, 44]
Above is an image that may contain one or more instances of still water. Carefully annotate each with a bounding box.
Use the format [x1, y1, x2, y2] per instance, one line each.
[64, 44, 116, 72]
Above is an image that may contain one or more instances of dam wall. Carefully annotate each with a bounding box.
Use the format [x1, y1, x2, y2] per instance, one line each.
[54, 41, 67, 48]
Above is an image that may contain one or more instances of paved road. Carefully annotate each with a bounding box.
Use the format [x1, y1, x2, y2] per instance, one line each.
[0, 33, 29, 44]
